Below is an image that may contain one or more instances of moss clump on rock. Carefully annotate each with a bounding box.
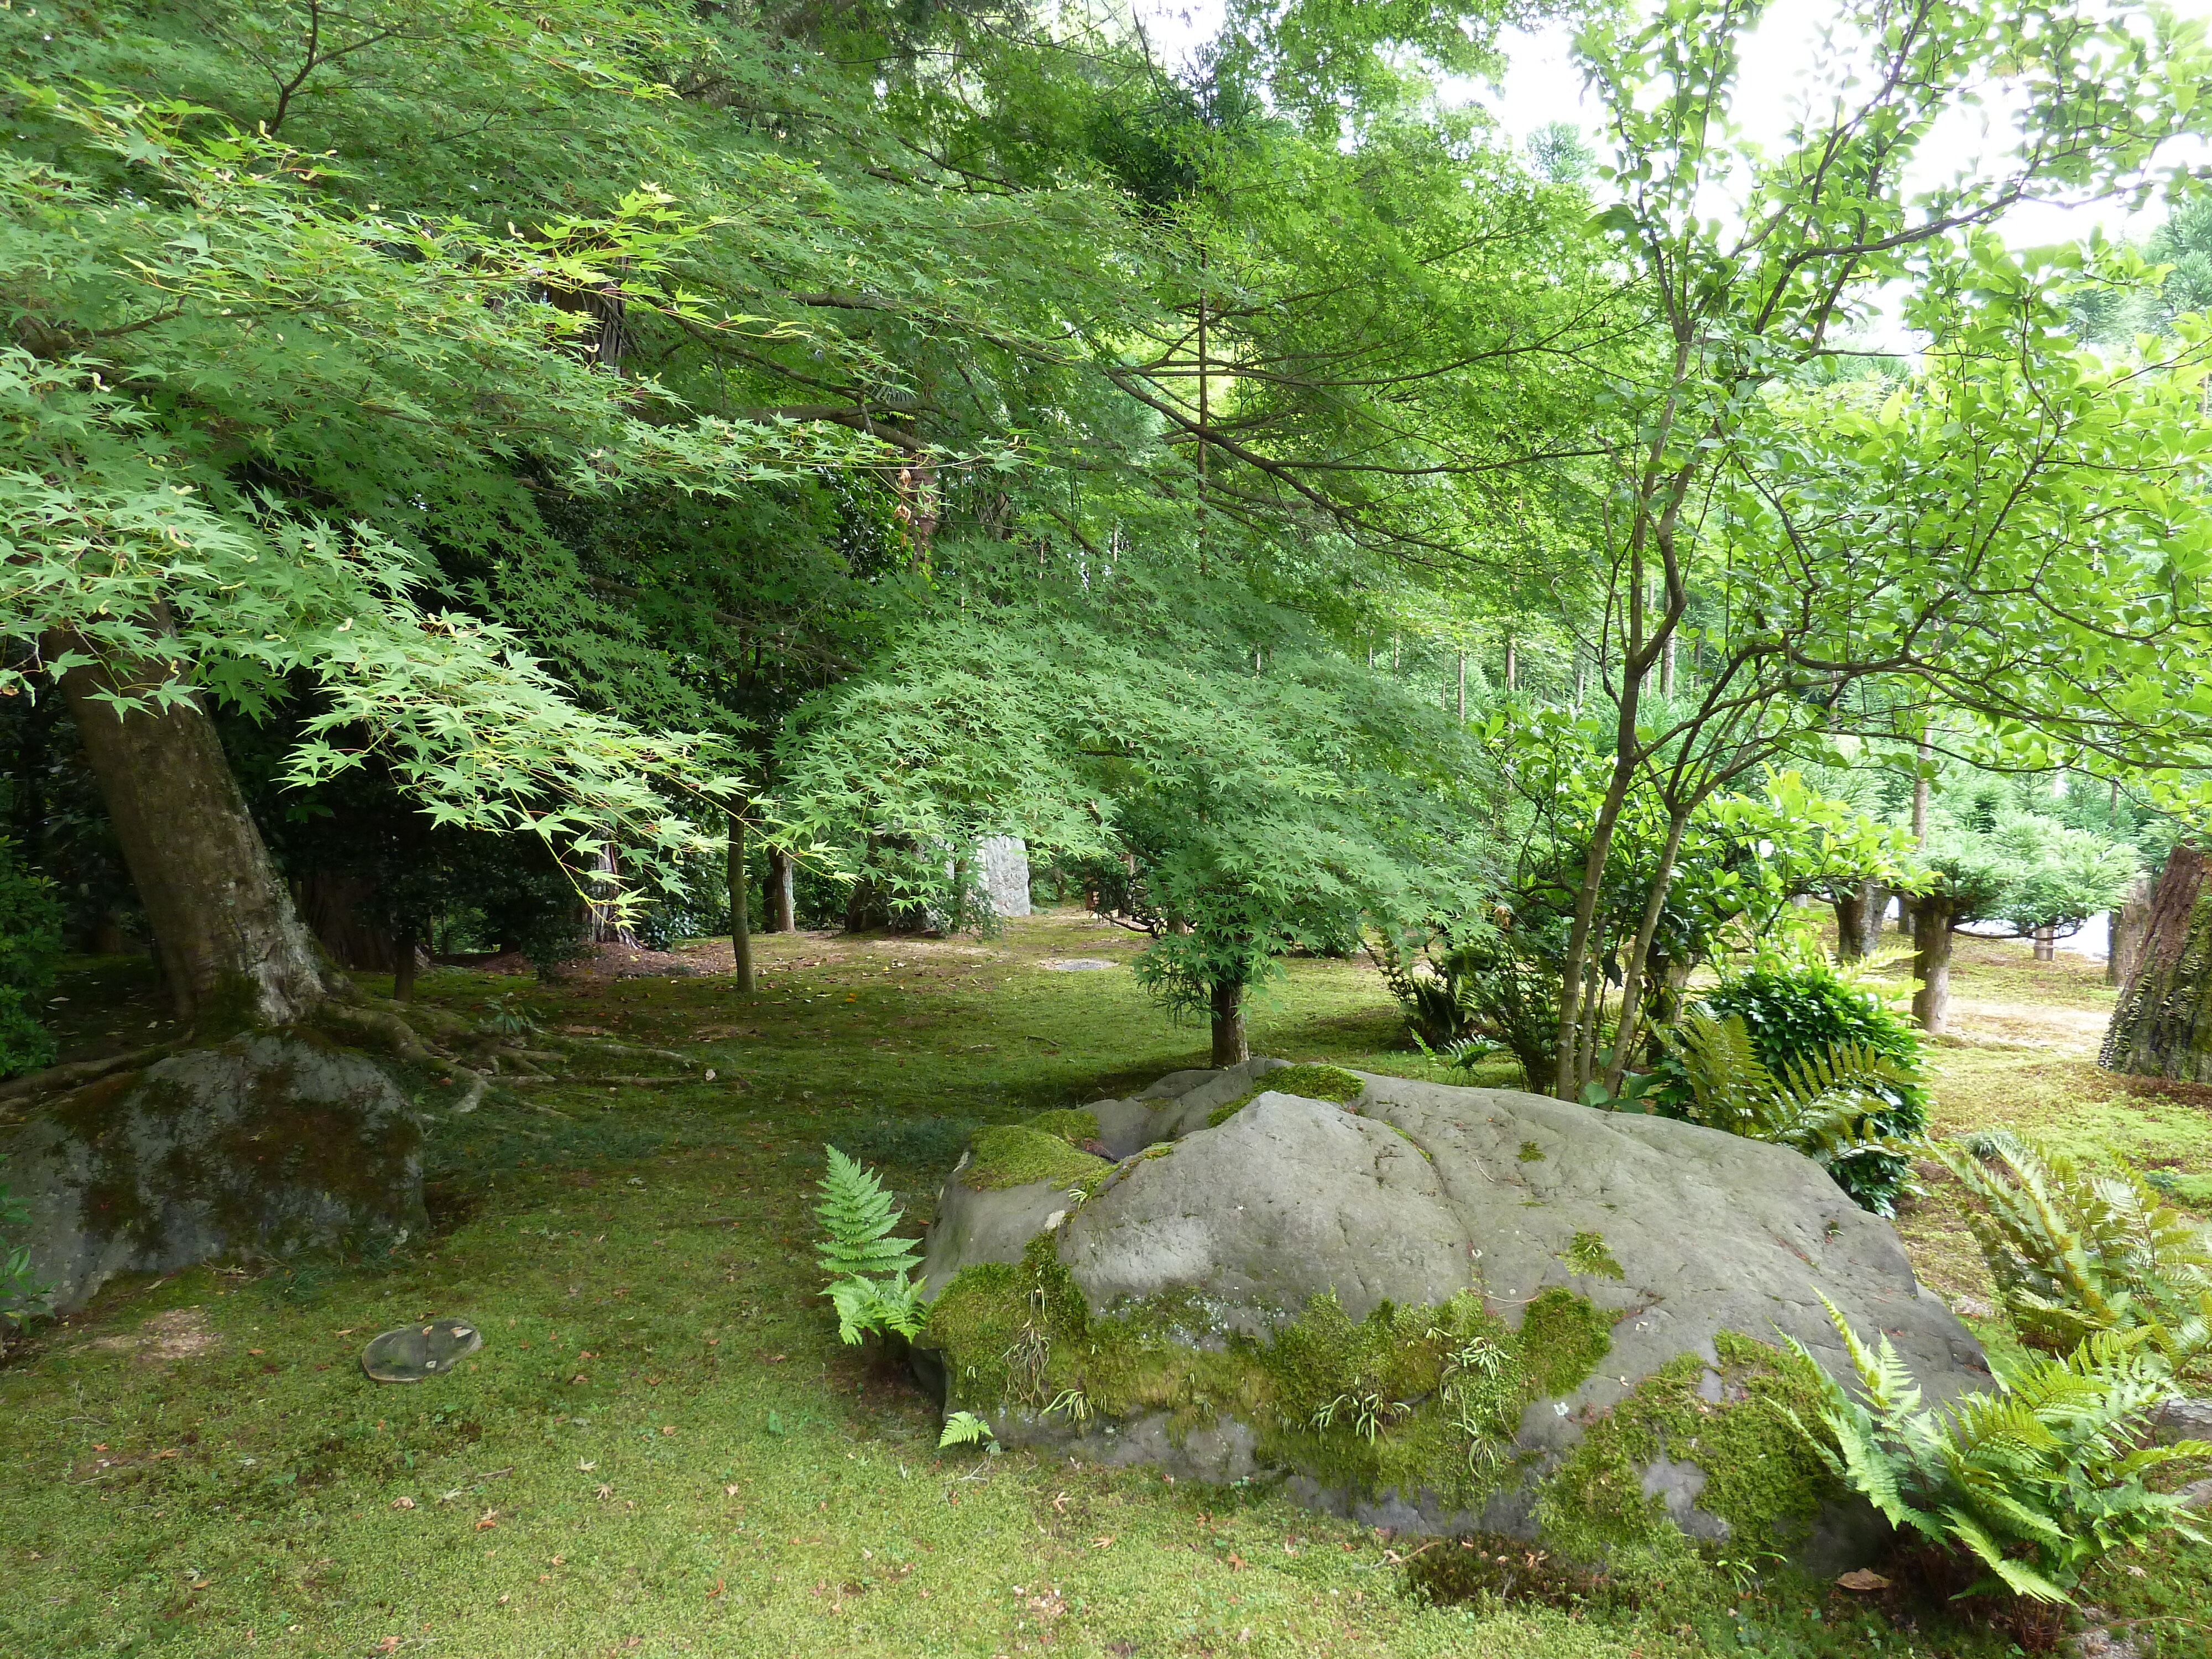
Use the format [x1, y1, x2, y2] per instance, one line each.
[1205, 1063, 1365, 1128]
[958, 1125, 1110, 1192]
[1562, 1230, 1625, 1281]
[1518, 1286, 1614, 1398]
[924, 1238, 1618, 1514]
[1535, 1331, 1843, 1558]
[1021, 1109, 1100, 1144]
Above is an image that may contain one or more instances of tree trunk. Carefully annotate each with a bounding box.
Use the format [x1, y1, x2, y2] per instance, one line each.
[768, 847, 796, 932]
[587, 842, 639, 947]
[1906, 736, 1932, 943]
[1209, 980, 1248, 1068]
[2108, 873, 2153, 988]
[728, 815, 753, 995]
[1833, 889, 1867, 963]
[1604, 805, 1691, 1092]
[1911, 894, 1958, 1034]
[2033, 926, 2056, 963]
[1834, 878, 1887, 962]
[2103, 846, 2212, 1080]
[392, 922, 419, 1003]
[53, 637, 334, 1026]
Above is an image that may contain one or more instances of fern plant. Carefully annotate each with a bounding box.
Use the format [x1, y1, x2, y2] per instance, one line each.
[938, 1410, 999, 1451]
[815, 1146, 925, 1345]
[1933, 1132, 2212, 1356]
[1784, 1295, 2209, 1604]
[1659, 1008, 1916, 1206]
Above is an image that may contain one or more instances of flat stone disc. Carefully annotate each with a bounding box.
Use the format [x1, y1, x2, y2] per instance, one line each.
[361, 1318, 482, 1383]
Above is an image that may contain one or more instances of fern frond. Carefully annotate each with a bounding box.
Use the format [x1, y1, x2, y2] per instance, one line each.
[828, 1274, 925, 1345]
[816, 1146, 922, 1282]
[938, 1410, 997, 1450]
[1938, 1509, 2073, 1603]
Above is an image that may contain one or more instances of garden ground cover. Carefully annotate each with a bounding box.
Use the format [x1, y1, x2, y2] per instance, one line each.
[4, 911, 2209, 1658]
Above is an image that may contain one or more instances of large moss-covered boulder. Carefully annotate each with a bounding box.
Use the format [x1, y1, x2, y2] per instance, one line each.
[915, 1060, 1986, 1572]
[3, 1031, 426, 1314]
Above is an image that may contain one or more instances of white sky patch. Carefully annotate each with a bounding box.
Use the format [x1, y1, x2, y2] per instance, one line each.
[1137, 0, 2212, 261]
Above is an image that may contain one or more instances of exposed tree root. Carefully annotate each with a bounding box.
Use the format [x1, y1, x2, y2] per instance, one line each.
[1, 990, 704, 1120]
[0, 1044, 180, 1108]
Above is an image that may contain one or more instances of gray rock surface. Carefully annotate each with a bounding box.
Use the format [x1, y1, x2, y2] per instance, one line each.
[3, 1032, 425, 1314]
[917, 1061, 1988, 1565]
[978, 836, 1031, 919]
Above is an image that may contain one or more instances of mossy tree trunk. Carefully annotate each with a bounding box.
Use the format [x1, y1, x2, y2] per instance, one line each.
[51, 632, 336, 1027]
[1210, 980, 1248, 1067]
[2103, 844, 2212, 1081]
[1910, 893, 1959, 1034]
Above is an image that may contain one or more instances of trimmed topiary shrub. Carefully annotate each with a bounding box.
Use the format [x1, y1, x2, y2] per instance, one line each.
[1652, 964, 1926, 1213]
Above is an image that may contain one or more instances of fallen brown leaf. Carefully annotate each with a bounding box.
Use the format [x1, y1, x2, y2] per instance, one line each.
[1836, 1569, 1891, 1592]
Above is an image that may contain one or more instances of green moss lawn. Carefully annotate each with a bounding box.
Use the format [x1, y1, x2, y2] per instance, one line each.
[5, 911, 2209, 1657]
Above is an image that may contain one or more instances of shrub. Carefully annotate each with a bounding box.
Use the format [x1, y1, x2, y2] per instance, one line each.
[1787, 1296, 2209, 1605]
[1372, 929, 1558, 1091]
[0, 834, 62, 1081]
[1653, 964, 1924, 1211]
[1655, 1008, 1918, 1211]
[1934, 1131, 2212, 1355]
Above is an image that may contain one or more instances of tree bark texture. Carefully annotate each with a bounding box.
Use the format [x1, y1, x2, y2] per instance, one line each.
[53, 639, 334, 1026]
[1911, 894, 1958, 1034]
[2102, 845, 2212, 1080]
[1209, 980, 1248, 1068]
[1833, 889, 1867, 962]
[2108, 873, 2153, 988]
[295, 869, 401, 971]
[728, 815, 753, 995]
[1833, 879, 1889, 961]
[767, 847, 796, 932]
[586, 842, 640, 947]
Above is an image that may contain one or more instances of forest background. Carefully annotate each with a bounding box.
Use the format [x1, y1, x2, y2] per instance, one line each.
[11, 0, 2212, 1157]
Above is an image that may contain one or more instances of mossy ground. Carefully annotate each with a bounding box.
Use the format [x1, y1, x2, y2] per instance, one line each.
[2, 912, 2206, 1656]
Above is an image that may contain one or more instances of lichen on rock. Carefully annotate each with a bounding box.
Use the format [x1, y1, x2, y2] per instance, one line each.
[5, 1030, 426, 1314]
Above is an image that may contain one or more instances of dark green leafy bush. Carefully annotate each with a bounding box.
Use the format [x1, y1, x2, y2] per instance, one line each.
[1652, 964, 1925, 1212]
[0, 834, 62, 1080]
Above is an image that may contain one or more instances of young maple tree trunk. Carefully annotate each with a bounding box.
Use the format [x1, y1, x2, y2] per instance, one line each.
[728, 815, 753, 995]
[2103, 845, 2212, 1081]
[1910, 894, 1959, 1034]
[54, 641, 334, 1026]
[1209, 980, 1248, 1068]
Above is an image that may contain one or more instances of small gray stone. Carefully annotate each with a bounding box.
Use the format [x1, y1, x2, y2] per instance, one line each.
[2154, 1396, 2212, 1445]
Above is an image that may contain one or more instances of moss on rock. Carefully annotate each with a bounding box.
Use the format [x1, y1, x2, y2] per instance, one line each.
[959, 1125, 1110, 1192]
[1519, 1286, 1613, 1398]
[1205, 1063, 1365, 1128]
[1022, 1108, 1100, 1144]
[1535, 1330, 1843, 1559]
[924, 1240, 1624, 1515]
